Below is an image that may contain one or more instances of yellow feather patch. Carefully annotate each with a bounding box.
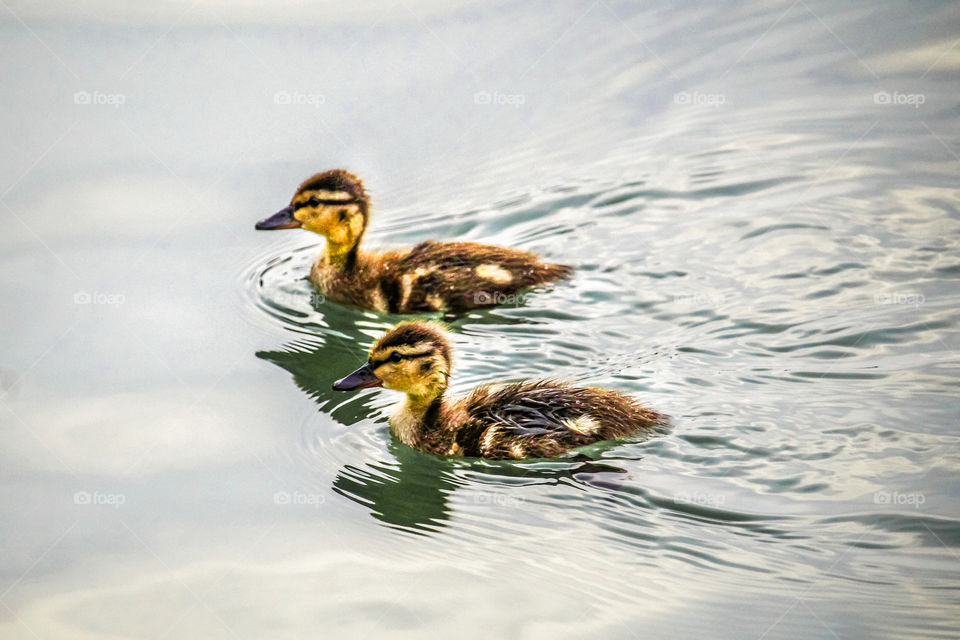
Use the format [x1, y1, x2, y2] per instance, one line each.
[426, 294, 446, 311]
[475, 264, 513, 284]
[369, 288, 388, 312]
[482, 428, 499, 452]
[564, 415, 600, 435]
[400, 267, 435, 308]
[400, 274, 415, 309]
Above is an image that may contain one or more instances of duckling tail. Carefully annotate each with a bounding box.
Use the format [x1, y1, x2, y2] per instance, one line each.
[537, 262, 575, 283]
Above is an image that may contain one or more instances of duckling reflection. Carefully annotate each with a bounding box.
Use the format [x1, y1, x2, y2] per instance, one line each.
[256, 333, 376, 423]
[258, 339, 636, 534]
[333, 439, 458, 535]
[333, 447, 634, 535]
[258, 338, 460, 534]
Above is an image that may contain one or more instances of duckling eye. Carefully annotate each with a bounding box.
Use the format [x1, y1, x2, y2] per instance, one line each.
[388, 352, 404, 363]
[308, 197, 320, 207]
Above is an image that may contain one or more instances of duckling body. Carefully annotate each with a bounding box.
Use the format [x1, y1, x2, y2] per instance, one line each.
[311, 241, 571, 314]
[333, 322, 666, 460]
[257, 170, 572, 313]
[401, 380, 663, 459]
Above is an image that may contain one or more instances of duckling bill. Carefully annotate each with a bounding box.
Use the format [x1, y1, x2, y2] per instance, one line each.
[333, 321, 667, 459]
[256, 169, 573, 313]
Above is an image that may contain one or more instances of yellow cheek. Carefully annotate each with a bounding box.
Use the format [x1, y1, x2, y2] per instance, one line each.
[376, 364, 401, 388]
[321, 209, 361, 243]
[329, 225, 349, 244]
[298, 211, 329, 235]
[348, 214, 363, 237]
[379, 363, 424, 393]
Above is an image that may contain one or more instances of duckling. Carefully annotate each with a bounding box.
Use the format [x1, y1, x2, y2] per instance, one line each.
[332, 321, 666, 459]
[256, 170, 572, 313]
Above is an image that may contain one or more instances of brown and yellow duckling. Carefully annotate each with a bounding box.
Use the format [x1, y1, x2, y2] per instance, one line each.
[256, 170, 572, 313]
[332, 321, 666, 459]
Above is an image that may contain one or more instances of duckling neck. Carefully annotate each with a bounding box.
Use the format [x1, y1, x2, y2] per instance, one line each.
[322, 239, 360, 270]
[391, 392, 445, 448]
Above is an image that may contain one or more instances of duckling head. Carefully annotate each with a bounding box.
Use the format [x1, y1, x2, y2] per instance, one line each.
[333, 321, 452, 403]
[256, 169, 369, 257]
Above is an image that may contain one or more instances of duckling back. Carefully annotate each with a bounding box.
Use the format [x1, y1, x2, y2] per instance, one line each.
[449, 381, 665, 459]
[378, 241, 573, 313]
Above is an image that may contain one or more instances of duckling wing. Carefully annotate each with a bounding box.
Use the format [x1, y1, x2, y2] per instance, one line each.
[381, 241, 572, 313]
[456, 381, 623, 459]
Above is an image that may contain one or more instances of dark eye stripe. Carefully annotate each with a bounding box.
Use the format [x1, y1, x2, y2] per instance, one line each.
[294, 198, 356, 210]
[369, 351, 433, 368]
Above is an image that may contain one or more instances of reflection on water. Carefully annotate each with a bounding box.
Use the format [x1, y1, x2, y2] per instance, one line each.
[3, 0, 960, 638]
[334, 442, 459, 535]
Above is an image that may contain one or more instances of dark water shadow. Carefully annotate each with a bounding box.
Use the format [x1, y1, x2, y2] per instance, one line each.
[333, 440, 460, 535]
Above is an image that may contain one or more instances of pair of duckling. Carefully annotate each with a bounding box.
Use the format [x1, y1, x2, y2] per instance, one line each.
[257, 170, 666, 460]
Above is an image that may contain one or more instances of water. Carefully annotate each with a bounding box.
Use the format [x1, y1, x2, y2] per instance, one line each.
[2, 1, 959, 638]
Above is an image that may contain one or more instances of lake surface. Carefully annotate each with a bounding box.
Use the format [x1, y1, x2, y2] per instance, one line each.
[2, 1, 959, 638]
